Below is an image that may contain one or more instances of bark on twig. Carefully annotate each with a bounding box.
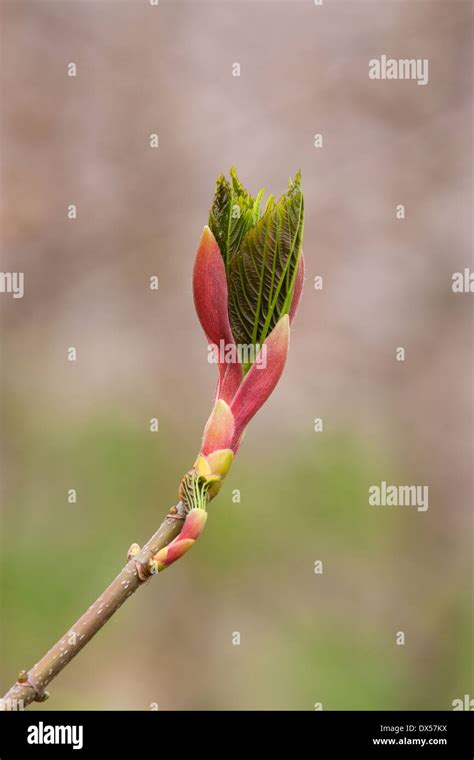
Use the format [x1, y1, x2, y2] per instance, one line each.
[0, 503, 186, 711]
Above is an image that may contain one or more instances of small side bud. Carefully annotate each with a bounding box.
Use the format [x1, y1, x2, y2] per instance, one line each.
[149, 508, 208, 572]
[150, 538, 195, 573]
[127, 543, 141, 561]
[206, 448, 234, 477]
[35, 691, 50, 703]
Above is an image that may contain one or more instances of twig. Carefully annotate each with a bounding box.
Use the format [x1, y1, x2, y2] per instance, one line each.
[0, 503, 186, 711]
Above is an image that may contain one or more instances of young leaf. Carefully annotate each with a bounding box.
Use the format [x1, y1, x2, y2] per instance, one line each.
[227, 172, 304, 351]
[208, 167, 263, 274]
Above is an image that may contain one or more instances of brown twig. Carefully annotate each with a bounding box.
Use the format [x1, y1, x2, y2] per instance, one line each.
[0, 503, 186, 711]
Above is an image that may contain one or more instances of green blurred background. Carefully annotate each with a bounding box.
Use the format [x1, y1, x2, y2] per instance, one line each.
[1, 0, 472, 709]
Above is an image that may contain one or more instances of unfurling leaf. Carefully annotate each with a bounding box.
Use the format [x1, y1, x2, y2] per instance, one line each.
[208, 170, 304, 365]
[228, 172, 303, 351]
[208, 167, 263, 275]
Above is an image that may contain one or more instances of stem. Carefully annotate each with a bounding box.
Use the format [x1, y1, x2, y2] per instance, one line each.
[0, 503, 187, 711]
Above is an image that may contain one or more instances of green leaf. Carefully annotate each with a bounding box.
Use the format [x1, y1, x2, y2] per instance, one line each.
[227, 172, 304, 351]
[208, 167, 263, 274]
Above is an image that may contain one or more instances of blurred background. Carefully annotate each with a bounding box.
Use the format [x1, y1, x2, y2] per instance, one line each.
[1, 0, 472, 710]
